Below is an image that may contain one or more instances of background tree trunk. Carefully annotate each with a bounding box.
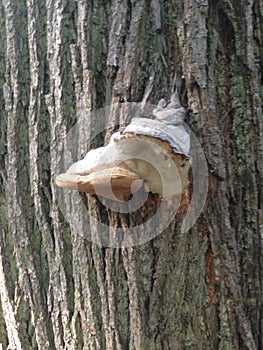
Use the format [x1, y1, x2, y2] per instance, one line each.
[0, 0, 262, 349]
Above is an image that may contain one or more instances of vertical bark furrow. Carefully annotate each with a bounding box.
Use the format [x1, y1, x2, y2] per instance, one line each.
[92, 245, 111, 349]
[3, 0, 51, 348]
[110, 0, 146, 104]
[0, 3, 8, 346]
[107, 0, 129, 69]
[105, 248, 123, 350]
[122, 248, 143, 350]
[0, 249, 22, 350]
[27, 0, 55, 345]
[45, 0, 76, 347]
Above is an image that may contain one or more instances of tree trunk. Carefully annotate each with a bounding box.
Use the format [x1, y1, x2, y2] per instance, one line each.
[0, 0, 262, 349]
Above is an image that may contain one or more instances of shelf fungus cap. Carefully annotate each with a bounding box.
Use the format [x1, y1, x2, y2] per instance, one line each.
[126, 92, 190, 155]
[123, 118, 190, 155]
[56, 94, 190, 201]
[56, 166, 144, 202]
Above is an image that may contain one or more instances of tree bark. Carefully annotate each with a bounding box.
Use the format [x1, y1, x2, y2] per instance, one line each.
[0, 0, 262, 349]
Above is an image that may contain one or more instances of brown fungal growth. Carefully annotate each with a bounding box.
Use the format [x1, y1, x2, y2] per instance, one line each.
[56, 166, 144, 202]
[56, 94, 191, 202]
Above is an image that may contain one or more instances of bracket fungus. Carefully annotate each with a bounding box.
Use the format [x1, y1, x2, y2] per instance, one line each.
[56, 93, 191, 202]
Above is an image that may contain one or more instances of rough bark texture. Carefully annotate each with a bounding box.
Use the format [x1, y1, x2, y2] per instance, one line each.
[0, 0, 262, 349]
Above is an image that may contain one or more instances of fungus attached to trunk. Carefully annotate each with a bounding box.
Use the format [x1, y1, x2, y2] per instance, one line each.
[56, 94, 190, 202]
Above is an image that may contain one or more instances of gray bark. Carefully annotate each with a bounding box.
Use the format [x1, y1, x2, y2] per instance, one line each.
[0, 0, 262, 349]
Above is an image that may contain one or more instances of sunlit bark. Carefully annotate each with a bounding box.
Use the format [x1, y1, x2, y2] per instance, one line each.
[0, 0, 262, 349]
